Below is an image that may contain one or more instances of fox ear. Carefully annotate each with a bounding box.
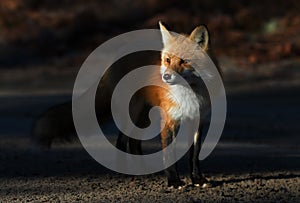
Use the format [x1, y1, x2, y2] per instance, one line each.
[190, 25, 209, 50]
[159, 21, 172, 47]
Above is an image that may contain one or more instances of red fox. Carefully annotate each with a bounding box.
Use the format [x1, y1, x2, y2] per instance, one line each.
[116, 22, 218, 188]
[32, 22, 220, 188]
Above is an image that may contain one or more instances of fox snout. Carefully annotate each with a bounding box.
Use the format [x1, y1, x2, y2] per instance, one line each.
[162, 73, 172, 81]
[162, 69, 177, 84]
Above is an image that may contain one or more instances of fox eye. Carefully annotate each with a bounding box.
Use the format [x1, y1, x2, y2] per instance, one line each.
[166, 57, 171, 64]
[180, 59, 190, 65]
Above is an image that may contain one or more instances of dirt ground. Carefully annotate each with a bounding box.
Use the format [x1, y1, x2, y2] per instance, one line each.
[0, 76, 300, 202]
[0, 140, 300, 202]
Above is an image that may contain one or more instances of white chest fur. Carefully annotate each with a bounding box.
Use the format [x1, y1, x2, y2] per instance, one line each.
[167, 85, 202, 121]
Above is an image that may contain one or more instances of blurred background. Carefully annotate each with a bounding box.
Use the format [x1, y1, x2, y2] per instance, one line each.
[0, 0, 300, 157]
[1, 0, 300, 163]
[0, 0, 300, 92]
[0, 1, 300, 201]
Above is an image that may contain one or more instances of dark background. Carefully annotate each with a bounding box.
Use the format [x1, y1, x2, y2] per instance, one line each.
[0, 0, 300, 91]
[0, 1, 299, 202]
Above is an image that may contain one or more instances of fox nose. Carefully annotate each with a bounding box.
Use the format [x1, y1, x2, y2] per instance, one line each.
[163, 73, 171, 81]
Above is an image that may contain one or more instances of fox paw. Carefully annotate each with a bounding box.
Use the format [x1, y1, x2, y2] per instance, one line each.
[192, 177, 211, 188]
[167, 179, 185, 189]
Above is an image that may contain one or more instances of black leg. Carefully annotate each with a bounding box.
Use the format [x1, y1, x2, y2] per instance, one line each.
[161, 128, 184, 188]
[129, 138, 142, 155]
[116, 132, 128, 152]
[189, 126, 208, 186]
[115, 95, 144, 153]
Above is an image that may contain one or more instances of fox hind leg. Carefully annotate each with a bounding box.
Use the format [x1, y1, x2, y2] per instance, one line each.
[129, 138, 142, 155]
[116, 132, 128, 152]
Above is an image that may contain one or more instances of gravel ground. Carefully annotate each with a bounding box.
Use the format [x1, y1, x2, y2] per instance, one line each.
[0, 80, 300, 202]
[0, 139, 299, 202]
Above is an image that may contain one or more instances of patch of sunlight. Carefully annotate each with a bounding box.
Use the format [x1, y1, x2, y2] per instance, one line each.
[263, 19, 280, 34]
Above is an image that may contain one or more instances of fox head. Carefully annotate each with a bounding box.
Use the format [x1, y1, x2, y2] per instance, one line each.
[159, 22, 210, 85]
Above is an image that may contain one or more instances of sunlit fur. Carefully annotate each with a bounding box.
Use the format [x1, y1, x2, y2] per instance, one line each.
[139, 25, 212, 143]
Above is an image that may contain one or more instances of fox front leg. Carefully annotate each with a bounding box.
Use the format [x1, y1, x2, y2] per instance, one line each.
[189, 126, 209, 187]
[161, 127, 184, 188]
